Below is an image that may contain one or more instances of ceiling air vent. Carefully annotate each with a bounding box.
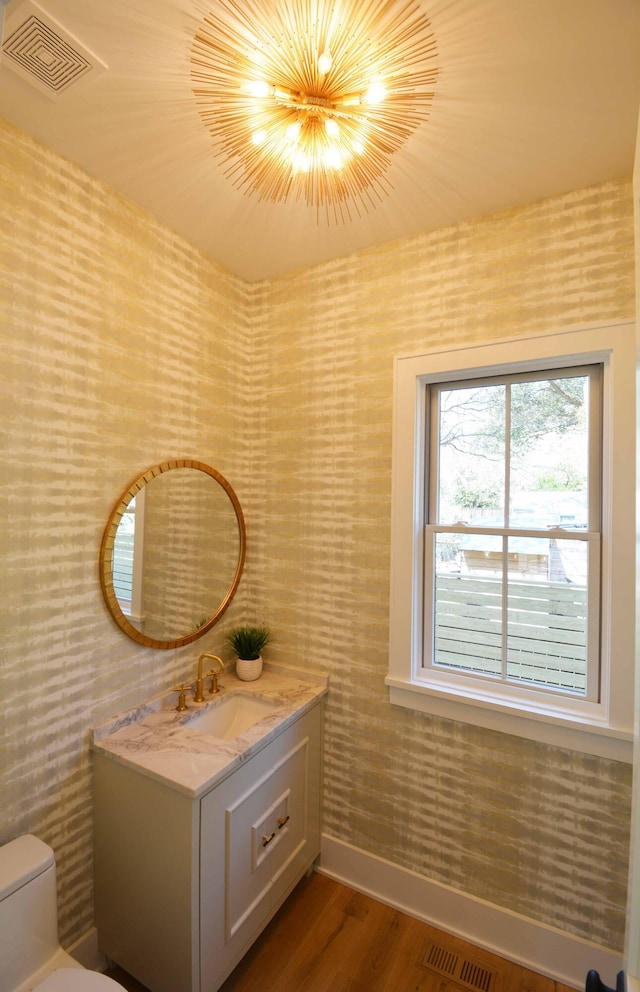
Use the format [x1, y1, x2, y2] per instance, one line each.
[1, 0, 106, 97]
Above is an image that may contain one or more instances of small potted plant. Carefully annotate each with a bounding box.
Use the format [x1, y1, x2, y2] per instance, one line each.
[226, 624, 272, 681]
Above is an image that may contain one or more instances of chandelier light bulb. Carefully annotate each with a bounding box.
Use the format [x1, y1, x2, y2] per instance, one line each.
[292, 150, 312, 172]
[325, 117, 339, 138]
[317, 49, 333, 75]
[285, 120, 302, 143]
[245, 79, 270, 98]
[323, 145, 345, 170]
[364, 81, 386, 105]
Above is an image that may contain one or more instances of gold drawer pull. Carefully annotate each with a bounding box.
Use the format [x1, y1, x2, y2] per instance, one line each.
[262, 832, 276, 848]
[277, 815, 290, 830]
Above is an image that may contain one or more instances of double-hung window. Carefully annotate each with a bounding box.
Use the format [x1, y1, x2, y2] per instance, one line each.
[387, 322, 634, 760]
[426, 365, 600, 700]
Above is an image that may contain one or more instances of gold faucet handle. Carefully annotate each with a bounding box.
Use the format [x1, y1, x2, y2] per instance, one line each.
[172, 683, 193, 712]
[206, 669, 222, 694]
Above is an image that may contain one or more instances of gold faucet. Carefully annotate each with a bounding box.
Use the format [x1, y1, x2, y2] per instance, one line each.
[195, 653, 224, 701]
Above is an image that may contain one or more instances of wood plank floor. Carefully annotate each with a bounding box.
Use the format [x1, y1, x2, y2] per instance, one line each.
[105, 872, 578, 992]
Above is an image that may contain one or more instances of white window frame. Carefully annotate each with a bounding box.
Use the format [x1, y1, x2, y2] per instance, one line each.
[386, 320, 635, 761]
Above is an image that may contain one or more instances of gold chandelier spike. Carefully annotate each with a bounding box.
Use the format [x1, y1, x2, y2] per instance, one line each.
[190, 0, 439, 220]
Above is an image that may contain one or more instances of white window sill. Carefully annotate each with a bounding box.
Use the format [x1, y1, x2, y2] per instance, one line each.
[385, 676, 633, 762]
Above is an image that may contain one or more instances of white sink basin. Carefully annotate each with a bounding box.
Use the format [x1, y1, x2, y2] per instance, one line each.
[183, 694, 279, 740]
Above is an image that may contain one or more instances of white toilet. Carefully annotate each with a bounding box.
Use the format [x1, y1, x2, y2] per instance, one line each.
[0, 834, 126, 992]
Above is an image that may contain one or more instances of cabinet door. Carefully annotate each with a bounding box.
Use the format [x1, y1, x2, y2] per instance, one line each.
[225, 727, 308, 941]
[199, 705, 322, 991]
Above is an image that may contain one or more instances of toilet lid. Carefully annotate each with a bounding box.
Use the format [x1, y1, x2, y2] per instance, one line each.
[36, 969, 126, 991]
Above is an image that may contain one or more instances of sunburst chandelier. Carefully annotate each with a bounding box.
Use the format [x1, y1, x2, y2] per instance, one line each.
[190, 0, 439, 220]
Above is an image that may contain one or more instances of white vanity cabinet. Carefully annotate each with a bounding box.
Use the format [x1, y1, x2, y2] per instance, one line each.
[93, 701, 323, 992]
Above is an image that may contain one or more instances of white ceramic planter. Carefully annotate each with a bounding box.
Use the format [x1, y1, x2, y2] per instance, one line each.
[235, 655, 263, 681]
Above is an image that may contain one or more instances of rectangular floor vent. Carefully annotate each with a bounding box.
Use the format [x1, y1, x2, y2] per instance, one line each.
[1, 0, 106, 97]
[422, 940, 502, 992]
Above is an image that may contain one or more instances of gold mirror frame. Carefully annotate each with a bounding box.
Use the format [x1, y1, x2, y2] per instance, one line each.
[100, 460, 246, 649]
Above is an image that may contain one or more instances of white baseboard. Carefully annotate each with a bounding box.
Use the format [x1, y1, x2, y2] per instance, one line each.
[318, 834, 622, 992]
[67, 927, 108, 973]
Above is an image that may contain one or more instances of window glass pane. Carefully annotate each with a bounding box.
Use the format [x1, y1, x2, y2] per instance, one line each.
[509, 375, 590, 530]
[458, 530, 502, 576]
[433, 533, 502, 675]
[506, 537, 588, 694]
[437, 383, 505, 525]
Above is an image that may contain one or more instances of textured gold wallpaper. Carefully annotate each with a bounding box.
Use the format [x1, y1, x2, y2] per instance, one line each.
[0, 110, 635, 956]
[249, 180, 635, 949]
[0, 117, 252, 942]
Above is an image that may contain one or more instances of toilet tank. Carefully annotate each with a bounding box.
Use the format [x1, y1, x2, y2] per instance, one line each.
[0, 834, 60, 992]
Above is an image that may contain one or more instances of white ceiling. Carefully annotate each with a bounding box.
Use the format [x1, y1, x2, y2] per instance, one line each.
[1, 0, 639, 283]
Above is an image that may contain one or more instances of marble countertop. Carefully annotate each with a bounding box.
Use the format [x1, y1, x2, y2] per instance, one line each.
[91, 662, 328, 798]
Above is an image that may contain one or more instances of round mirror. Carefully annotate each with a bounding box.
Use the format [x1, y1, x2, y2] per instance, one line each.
[100, 460, 246, 649]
